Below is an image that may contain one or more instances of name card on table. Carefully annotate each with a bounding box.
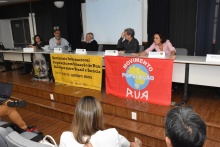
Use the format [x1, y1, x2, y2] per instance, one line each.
[75, 49, 87, 54]
[206, 54, 220, 62]
[23, 48, 34, 52]
[148, 51, 165, 58]
[105, 50, 118, 56]
[54, 48, 62, 53]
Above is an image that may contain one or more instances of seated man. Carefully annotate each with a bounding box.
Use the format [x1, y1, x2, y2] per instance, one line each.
[117, 28, 139, 53]
[165, 107, 206, 147]
[49, 29, 69, 50]
[85, 32, 98, 51]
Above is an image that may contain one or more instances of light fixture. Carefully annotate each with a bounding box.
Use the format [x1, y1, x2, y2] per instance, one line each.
[54, 1, 64, 8]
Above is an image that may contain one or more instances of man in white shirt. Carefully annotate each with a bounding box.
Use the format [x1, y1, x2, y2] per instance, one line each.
[49, 29, 69, 50]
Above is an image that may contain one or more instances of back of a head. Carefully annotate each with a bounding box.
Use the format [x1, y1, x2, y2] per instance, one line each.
[72, 96, 104, 144]
[165, 107, 206, 147]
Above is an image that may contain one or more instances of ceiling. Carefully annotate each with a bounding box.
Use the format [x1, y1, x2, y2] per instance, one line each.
[0, 0, 39, 6]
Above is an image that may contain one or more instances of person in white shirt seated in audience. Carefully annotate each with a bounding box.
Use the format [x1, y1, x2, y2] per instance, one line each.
[85, 32, 98, 51]
[164, 107, 206, 147]
[59, 96, 142, 147]
[49, 29, 69, 50]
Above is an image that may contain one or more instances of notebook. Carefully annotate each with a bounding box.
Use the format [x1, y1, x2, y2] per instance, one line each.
[0, 82, 13, 104]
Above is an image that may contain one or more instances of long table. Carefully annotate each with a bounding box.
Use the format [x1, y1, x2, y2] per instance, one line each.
[1, 49, 220, 105]
[172, 55, 220, 105]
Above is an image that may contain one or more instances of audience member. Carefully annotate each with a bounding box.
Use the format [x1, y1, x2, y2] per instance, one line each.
[0, 100, 36, 132]
[132, 32, 176, 59]
[85, 32, 98, 51]
[49, 29, 69, 50]
[59, 96, 142, 147]
[30, 35, 45, 50]
[164, 107, 206, 147]
[117, 28, 139, 53]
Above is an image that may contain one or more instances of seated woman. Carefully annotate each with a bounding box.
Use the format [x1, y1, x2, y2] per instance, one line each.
[30, 35, 45, 50]
[59, 96, 142, 147]
[132, 32, 176, 59]
[0, 100, 36, 132]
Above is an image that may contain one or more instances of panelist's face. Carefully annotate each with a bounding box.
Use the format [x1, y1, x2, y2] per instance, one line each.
[124, 32, 132, 41]
[54, 30, 61, 40]
[154, 34, 162, 45]
[86, 34, 91, 43]
[33, 53, 48, 78]
[35, 36, 41, 43]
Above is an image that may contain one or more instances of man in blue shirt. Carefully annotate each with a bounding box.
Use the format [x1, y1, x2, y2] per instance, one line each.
[49, 29, 69, 50]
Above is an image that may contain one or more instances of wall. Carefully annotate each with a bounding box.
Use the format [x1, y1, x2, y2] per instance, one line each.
[82, 0, 148, 44]
[0, 20, 14, 48]
[32, 0, 68, 43]
[0, 0, 68, 44]
[0, 3, 30, 19]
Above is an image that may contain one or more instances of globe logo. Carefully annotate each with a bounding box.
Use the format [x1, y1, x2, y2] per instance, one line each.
[125, 64, 150, 90]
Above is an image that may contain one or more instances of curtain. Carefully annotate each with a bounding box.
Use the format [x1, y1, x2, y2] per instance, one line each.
[147, 0, 170, 47]
[195, 0, 215, 56]
[170, 0, 198, 55]
[214, 2, 220, 54]
[66, 0, 83, 49]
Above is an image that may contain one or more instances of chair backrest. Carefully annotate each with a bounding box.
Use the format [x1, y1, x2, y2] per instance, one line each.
[0, 53, 3, 63]
[5, 131, 50, 147]
[0, 127, 11, 147]
[175, 48, 188, 55]
[98, 44, 103, 51]
[139, 45, 144, 53]
[0, 121, 8, 126]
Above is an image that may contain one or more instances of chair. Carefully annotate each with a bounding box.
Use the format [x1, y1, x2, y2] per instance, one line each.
[139, 45, 144, 53]
[175, 48, 188, 55]
[5, 131, 50, 147]
[0, 120, 45, 147]
[98, 44, 103, 51]
[0, 127, 11, 147]
[0, 53, 3, 62]
[0, 121, 8, 126]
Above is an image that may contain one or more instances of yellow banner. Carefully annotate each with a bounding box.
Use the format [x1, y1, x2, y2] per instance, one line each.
[50, 54, 103, 91]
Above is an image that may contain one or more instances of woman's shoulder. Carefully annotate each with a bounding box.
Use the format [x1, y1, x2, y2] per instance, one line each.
[90, 128, 120, 146]
[163, 40, 173, 45]
[93, 128, 118, 138]
[60, 131, 84, 147]
[61, 131, 74, 138]
[97, 128, 118, 133]
[165, 40, 172, 44]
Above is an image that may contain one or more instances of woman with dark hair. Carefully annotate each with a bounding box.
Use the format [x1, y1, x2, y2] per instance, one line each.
[59, 96, 142, 147]
[31, 35, 45, 50]
[132, 32, 176, 59]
